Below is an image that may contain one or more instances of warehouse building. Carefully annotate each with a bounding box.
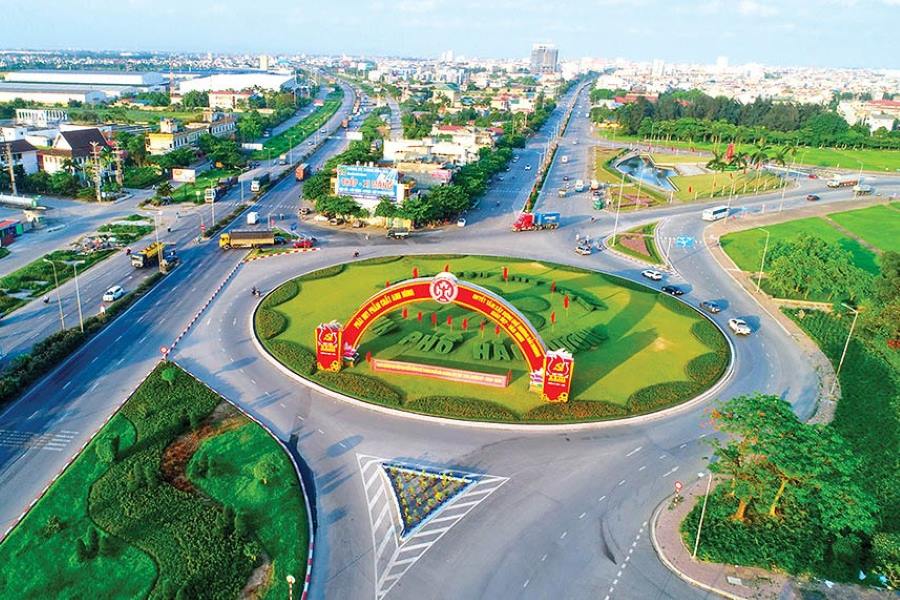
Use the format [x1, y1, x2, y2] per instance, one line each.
[178, 72, 296, 94]
[0, 83, 108, 105]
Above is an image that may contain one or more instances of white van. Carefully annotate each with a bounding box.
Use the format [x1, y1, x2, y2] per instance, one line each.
[246, 211, 259, 225]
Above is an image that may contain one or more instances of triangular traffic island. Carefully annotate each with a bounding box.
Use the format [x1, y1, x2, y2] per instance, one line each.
[381, 464, 474, 538]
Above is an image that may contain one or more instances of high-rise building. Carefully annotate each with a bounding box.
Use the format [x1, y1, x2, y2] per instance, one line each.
[259, 55, 270, 71]
[715, 55, 729, 72]
[651, 59, 665, 78]
[530, 44, 559, 75]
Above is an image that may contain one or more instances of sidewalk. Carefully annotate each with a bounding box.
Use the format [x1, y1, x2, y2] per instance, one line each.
[652, 478, 895, 600]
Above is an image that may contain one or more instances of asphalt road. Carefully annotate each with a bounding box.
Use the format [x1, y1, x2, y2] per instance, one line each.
[1, 79, 898, 600]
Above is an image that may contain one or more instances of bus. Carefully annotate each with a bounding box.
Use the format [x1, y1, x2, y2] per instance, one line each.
[702, 205, 729, 221]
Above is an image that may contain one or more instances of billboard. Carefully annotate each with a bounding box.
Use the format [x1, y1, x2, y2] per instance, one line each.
[315, 322, 344, 372]
[336, 165, 399, 199]
[345, 131, 364, 141]
[171, 168, 196, 183]
[541, 349, 574, 403]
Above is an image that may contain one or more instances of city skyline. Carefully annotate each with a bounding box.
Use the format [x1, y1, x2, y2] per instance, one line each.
[2, 0, 899, 69]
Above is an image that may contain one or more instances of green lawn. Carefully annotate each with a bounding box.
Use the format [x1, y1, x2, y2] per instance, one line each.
[827, 203, 900, 254]
[670, 171, 784, 202]
[0, 364, 309, 599]
[647, 153, 705, 165]
[67, 107, 204, 125]
[259, 256, 728, 422]
[721, 217, 881, 276]
[169, 168, 239, 204]
[253, 89, 344, 160]
[603, 132, 900, 173]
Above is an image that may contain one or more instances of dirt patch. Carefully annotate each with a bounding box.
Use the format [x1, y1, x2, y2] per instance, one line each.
[652, 337, 671, 352]
[159, 402, 243, 493]
[240, 553, 273, 600]
[619, 233, 651, 257]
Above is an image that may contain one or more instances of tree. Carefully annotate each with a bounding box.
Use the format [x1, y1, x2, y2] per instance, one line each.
[374, 197, 398, 218]
[161, 366, 177, 387]
[155, 181, 174, 203]
[315, 195, 365, 219]
[253, 455, 280, 485]
[180, 90, 209, 109]
[95, 434, 120, 462]
[302, 173, 329, 200]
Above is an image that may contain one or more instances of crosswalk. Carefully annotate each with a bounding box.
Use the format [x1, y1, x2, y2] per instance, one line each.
[358, 453, 508, 599]
[0, 429, 78, 453]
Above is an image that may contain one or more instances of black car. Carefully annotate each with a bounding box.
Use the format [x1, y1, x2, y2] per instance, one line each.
[661, 285, 684, 296]
[700, 300, 721, 313]
[806, 194, 820, 201]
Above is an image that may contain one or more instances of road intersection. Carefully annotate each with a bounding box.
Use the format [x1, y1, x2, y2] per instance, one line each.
[1, 80, 897, 599]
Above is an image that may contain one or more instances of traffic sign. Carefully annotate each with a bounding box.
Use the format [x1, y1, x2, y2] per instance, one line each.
[200, 223, 206, 232]
[160, 346, 169, 356]
[674, 480, 683, 493]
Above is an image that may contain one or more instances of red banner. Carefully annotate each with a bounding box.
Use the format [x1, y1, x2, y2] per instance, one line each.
[315, 323, 343, 372]
[541, 349, 574, 402]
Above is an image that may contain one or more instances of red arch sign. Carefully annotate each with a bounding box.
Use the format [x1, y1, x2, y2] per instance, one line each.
[315, 272, 574, 402]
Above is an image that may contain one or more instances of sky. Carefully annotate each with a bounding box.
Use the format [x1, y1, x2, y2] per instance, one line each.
[2, 0, 899, 69]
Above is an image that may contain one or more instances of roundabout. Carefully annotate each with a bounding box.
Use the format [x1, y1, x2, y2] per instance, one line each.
[254, 255, 730, 424]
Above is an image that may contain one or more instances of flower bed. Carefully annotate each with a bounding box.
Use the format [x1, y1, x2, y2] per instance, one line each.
[383, 464, 473, 537]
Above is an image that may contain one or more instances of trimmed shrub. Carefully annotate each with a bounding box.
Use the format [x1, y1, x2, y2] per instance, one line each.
[300, 264, 344, 281]
[685, 352, 726, 385]
[262, 279, 299, 308]
[524, 400, 628, 422]
[657, 293, 696, 317]
[406, 396, 519, 422]
[264, 339, 316, 376]
[511, 296, 550, 312]
[314, 372, 403, 406]
[256, 308, 287, 340]
[872, 532, 900, 587]
[626, 381, 703, 413]
[356, 256, 403, 266]
[691, 319, 727, 353]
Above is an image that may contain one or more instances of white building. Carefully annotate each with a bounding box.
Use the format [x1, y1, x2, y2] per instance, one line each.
[15, 108, 69, 128]
[178, 72, 295, 94]
[0, 84, 107, 105]
[0, 139, 40, 175]
[5, 70, 165, 88]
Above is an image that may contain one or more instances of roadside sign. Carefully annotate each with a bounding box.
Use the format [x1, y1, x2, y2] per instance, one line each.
[290, 223, 297, 231]
[674, 480, 683, 493]
[200, 223, 206, 232]
[160, 346, 169, 356]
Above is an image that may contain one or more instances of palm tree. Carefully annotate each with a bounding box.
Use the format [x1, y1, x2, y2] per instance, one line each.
[748, 142, 772, 193]
[706, 151, 726, 172]
[61, 158, 76, 175]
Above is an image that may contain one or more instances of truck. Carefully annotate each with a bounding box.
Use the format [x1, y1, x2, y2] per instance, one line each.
[574, 179, 585, 193]
[341, 118, 349, 129]
[204, 187, 218, 203]
[219, 229, 276, 249]
[247, 211, 259, 225]
[557, 188, 567, 198]
[250, 173, 270, 192]
[130, 242, 164, 269]
[512, 211, 561, 232]
[590, 179, 600, 191]
[853, 184, 874, 196]
[827, 175, 860, 188]
[295, 163, 310, 181]
[278, 154, 288, 166]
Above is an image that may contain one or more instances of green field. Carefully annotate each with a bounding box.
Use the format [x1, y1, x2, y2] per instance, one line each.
[169, 168, 239, 204]
[670, 171, 784, 202]
[0, 364, 309, 599]
[257, 256, 729, 423]
[603, 132, 900, 173]
[827, 203, 900, 254]
[67, 106, 204, 125]
[721, 216, 881, 276]
[253, 88, 344, 159]
[647, 153, 705, 165]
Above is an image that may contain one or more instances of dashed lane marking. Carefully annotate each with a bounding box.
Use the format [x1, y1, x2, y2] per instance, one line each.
[625, 446, 642, 457]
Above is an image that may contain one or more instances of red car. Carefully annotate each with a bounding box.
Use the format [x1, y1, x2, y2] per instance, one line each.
[293, 236, 316, 249]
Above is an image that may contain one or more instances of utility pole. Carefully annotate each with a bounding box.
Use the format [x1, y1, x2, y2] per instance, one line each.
[4, 142, 17, 196]
[114, 141, 124, 187]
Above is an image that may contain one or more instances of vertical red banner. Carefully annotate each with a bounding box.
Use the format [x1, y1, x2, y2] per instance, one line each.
[315, 323, 344, 372]
[541, 350, 574, 403]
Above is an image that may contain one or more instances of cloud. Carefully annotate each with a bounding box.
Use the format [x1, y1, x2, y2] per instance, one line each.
[737, 0, 779, 16]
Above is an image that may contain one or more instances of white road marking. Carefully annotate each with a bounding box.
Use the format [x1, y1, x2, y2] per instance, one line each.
[598, 495, 606, 502]
[679, 443, 687, 449]
[625, 446, 642, 457]
[523, 579, 530, 588]
[663, 466, 679, 477]
[618, 479, 626, 486]
[638, 465, 646, 471]
[560, 531, 567, 539]
[116, 357, 125, 365]
[540, 553, 548, 562]
[139, 335, 147, 344]
[62, 381, 71, 390]
[578, 512, 586, 519]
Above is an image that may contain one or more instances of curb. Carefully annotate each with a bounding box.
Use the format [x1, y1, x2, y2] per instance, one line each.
[0, 367, 157, 544]
[244, 247, 320, 263]
[169, 259, 243, 352]
[174, 364, 316, 600]
[249, 273, 736, 433]
[650, 491, 745, 600]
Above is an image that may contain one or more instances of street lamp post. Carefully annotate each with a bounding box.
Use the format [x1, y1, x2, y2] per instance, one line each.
[692, 471, 713, 559]
[65, 260, 86, 333]
[42, 258, 66, 330]
[286, 575, 296, 600]
[756, 228, 771, 293]
[829, 304, 861, 396]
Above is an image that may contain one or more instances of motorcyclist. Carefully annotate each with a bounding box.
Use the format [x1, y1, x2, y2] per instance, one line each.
[353, 250, 360, 258]
[43, 295, 50, 304]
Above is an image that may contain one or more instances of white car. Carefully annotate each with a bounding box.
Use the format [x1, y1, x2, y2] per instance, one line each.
[728, 318, 752, 336]
[524, 165, 532, 171]
[102, 285, 125, 303]
[641, 269, 663, 281]
[457, 217, 467, 227]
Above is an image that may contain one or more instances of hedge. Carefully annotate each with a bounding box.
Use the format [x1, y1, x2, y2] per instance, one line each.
[626, 381, 703, 414]
[356, 256, 403, 266]
[657, 293, 696, 317]
[256, 309, 287, 340]
[685, 352, 726, 385]
[406, 396, 519, 422]
[511, 296, 550, 313]
[691, 319, 728, 354]
[262, 279, 299, 308]
[299, 264, 345, 281]
[263, 339, 316, 376]
[524, 400, 628, 422]
[314, 372, 403, 406]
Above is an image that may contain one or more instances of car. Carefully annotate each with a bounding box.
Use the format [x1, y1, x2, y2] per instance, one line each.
[328, 217, 344, 225]
[293, 236, 315, 249]
[728, 318, 752, 335]
[299, 206, 312, 215]
[575, 242, 593, 255]
[700, 300, 722, 314]
[308, 140, 314, 146]
[572, 140, 578, 145]
[102, 285, 125, 303]
[524, 165, 532, 171]
[563, 175, 570, 181]
[505, 166, 511, 172]
[387, 228, 410, 239]
[457, 217, 467, 227]
[497, 175, 504, 181]
[661, 285, 684, 296]
[641, 269, 663, 281]
[806, 194, 820, 201]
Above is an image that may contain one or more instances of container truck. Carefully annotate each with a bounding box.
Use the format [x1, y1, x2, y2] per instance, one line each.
[827, 175, 860, 188]
[250, 173, 270, 192]
[219, 229, 276, 249]
[295, 163, 310, 181]
[512, 212, 561, 232]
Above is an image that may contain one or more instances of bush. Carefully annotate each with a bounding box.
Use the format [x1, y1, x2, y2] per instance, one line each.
[872, 532, 900, 587]
[256, 308, 287, 340]
[314, 372, 403, 406]
[691, 319, 727, 353]
[264, 339, 316, 376]
[356, 256, 403, 266]
[685, 352, 726, 385]
[511, 296, 550, 313]
[406, 396, 519, 422]
[524, 400, 628, 422]
[300, 264, 345, 281]
[626, 381, 703, 414]
[262, 279, 299, 308]
[657, 293, 696, 317]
